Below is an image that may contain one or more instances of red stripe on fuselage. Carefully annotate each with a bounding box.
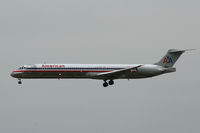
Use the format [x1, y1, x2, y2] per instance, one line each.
[13, 70, 110, 73]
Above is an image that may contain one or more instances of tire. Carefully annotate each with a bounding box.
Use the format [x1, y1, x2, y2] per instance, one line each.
[108, 80, 114, 85]
[103, 82, 108, 87]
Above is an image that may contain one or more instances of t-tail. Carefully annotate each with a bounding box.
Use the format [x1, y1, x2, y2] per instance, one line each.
[155, 49, 187, 68]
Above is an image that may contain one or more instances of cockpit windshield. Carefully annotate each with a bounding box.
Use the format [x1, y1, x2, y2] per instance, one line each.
[18, 66, 26, 70]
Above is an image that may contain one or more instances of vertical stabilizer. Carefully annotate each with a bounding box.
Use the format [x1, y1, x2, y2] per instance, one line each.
[155, 49, 186, 68]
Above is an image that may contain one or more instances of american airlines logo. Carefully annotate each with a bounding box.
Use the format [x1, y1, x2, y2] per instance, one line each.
[163, 56, 173, 64]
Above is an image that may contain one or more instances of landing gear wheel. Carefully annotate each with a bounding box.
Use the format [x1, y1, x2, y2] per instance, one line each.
[18, 80, 22, 84]
[108, 80, 114, 85]
[103, 82, 108, 87]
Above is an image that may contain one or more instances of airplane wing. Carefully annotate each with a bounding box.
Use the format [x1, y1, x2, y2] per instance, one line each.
[92, 65, 143, 80]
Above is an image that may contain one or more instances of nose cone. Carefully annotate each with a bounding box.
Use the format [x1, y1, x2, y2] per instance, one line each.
[10, 71, 15, 77]
[10, 71, 23, 78]
[10, 71, 21, 78]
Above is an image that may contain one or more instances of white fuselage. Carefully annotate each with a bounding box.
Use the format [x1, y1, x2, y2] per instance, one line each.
[11, 64, 175, 80]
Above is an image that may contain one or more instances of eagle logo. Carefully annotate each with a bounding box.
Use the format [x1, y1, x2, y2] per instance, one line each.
[163, 56, 173, 64]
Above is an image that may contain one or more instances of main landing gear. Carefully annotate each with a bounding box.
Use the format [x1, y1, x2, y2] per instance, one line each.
[18, 79, 22, 84]
[103, 80, 114, 87]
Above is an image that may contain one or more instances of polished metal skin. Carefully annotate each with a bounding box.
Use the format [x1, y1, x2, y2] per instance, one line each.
[10, 49, 188, 87]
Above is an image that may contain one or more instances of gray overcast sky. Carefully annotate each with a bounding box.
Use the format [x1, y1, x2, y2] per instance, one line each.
[0, 0, 200, 133]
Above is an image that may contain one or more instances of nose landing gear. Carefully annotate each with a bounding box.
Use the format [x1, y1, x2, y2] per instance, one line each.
[103, 80, 114, 87]
[18, 79, 22, 84]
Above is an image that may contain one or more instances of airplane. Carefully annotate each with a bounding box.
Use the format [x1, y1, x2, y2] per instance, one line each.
[10, 49, 191, 87]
